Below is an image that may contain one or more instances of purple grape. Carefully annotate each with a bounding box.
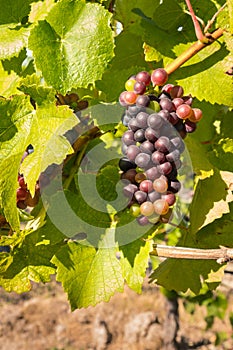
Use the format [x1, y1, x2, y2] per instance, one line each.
[136, 95, 150, 107]
[122, 130, 136, 146]
[123, 183, 138, 197]
[154, 136, 171, 153]
[145, 167, 160, 181]
[128, 118, 140, 132]
[159, 98, 175, 112]
[136, 112, 149, 129]
[136, 71, 151, 85]
[145, 127, 159, 142]
[134, 190, 147, 204]
[126, 145, 141, 161]
[135, 153, 151, 168]
[169, 180, 181, 193]
[184, 120, 197, 133]
[166, 149, 180, 162]
[157, 161, 172, 175]
[157, 110, 171, 122]
[137, 215, 150, 226]
[151, 151, 166, 165]
[134, 81, 146, 94]
[134, 129, 145, 142]
[119, 157, 137, 172]
[140, 140, 155, 154]
[147, 113, 163, 129]
[148, 190, 160, 202]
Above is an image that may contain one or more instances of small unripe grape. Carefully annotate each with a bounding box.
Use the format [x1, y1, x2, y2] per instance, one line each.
[151, 68, 168, 86]
[130, 203, 141, 217]
[135, 173, 146, 183]
[140, 201, 155, 216]
[125, 78, 136, 91]
[153, 199, 169, 215]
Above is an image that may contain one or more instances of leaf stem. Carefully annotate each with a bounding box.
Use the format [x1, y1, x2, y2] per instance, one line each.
[185, 0, 206, 41]
[151, 244, 233, 264]
[165, 27, 224, 75]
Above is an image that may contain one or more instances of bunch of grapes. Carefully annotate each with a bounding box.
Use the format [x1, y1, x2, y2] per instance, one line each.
[119, 69, 203, 226]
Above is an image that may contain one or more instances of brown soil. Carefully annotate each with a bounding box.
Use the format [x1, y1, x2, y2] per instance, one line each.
[0, 276, 232, 350]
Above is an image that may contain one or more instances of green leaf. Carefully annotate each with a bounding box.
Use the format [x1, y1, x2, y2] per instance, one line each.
[120, 238, 152, 293]
[96, 165, 120, 201]
[227, 0, 233, 33]
[2, 48, 35, 77]
[150, 232, 221, 294]
[189, 170, 229, 235]
[0, 25, 30, 59]
[52, 231, 124, 310]
[21, 103, 76, 195]
[29, 0, 55, 23]
[0, 62, 21, 97]
[29, 0, 114, 93]
[0, 230, 59, 293]
[170, 40, 233, 107]
[0, 95, 34, 230]
[0, 0, 36, 25]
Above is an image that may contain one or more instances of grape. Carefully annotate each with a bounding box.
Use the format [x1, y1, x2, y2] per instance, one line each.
[137, 215, 149, 226]
[170, 85, 184, 98]
[128, 118, 140, 132]
[135, 173, 146, 183]
[189, 108, 203, 123]
[140, 201, 155, 216]
[148, 213, 160, 224]
[125, 78, 136, 91]
[134, 129, 145, 142]
[154, 136, 171, 153]
[162, 84, 174, 93]
[134, 81, 146, 94]
[170, 137, 185, 153]
[148, 94, 160, 102]
[136, 71, 151, 86]
[130, 203, 141, 217]
[184, 119, 196, 133]
[169, 180, 181, 193]
[119, 158, 137, 172]
[145, 128, 159, 143]
[147, 113, 163, 129]
[153, 199, 169, 215]
[123, 183, 138, 197]
[18, 176, 27, 189]
[140, 140, 154, 154]
[134, 190, 147, 204]
[124, 91, 138, 105]
[162, 192, 176, 206]
[126, 145, 141, 161]
[135, 153, 151, 168]
[128, 105, 142, 116]
[158, 110, 171, 122]
[153, 176, 168, 193]
[122, 114, 131, 126]
[136, 94, 150, 107]
[169, 112, 179, 125]
[159, 98, 175, 112]
[17, 200, 27, 209]
[160, 208, 173, 223]
[182, 95, 193, 106]
[119, 91, 128, 106]
[172, 98, 184, 109]
[151, 151, 166, 165]
[158, 162, 173, 175]
[122, 130, 135, 145]
[121, 143, 128, 155]
[121, 169, 137, 183]
[145, 167, 160, 181]
[176, 104, 193, 120]
[166, 149, 180, 162]
[16, 188, 28, 201]
[139, 180, 153, 193]
[148, 190, 160, 202]
[136, 112, 149, 129]
[151, 68, 168, 86]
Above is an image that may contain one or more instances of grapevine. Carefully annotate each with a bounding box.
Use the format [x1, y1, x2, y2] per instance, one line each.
[0, 0, 232, 315]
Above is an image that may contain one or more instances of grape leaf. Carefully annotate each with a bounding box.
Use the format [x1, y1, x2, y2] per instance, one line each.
[0, 95, 34, 230]
[52, 233, 124, 310]
[0, 62, 21, 97]
[28, 0, 114, 93]
[120, 238, 152, 293]
[21, 103, 76, 195]
[189, 170, 229, 235]
[150, 232, 222, 294]
[0, 0, 36, 25]
[0, 25, 30, 59]
[29, 0, 55, 23]
[0, 230, 60, 293]
[170, 40, 233, 107]
[227, 0, 233, 33]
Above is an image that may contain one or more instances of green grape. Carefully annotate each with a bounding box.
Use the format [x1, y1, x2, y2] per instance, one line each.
[125, 78, 136, 91]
